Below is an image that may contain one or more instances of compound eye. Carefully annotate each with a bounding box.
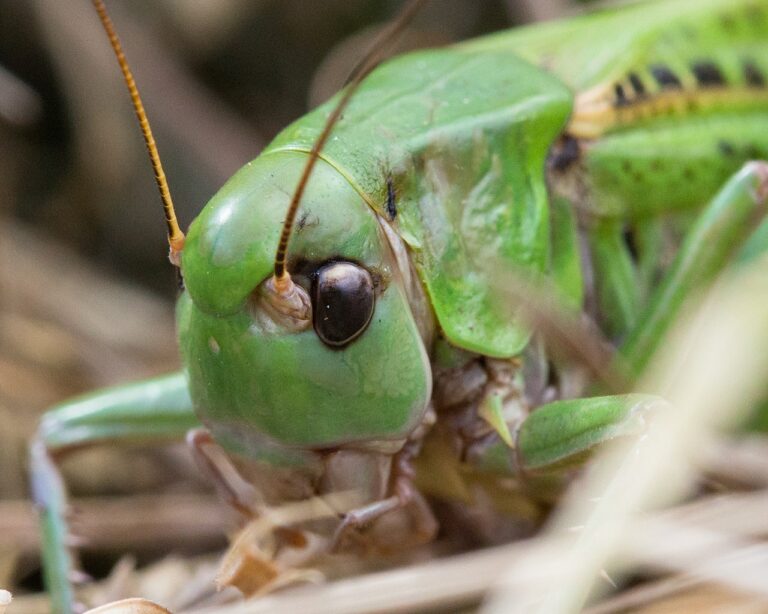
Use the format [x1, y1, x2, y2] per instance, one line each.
[313, 262, 374, 347]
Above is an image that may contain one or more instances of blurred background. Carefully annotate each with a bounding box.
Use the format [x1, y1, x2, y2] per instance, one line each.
[0, 0, 615, 609]
[1, 0, 578, 296]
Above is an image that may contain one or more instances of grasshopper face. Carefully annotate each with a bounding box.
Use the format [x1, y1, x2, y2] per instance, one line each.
[178, 149, 431, 463]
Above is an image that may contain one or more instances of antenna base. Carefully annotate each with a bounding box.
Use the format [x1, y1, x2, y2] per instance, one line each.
[251, 275, 312, 333]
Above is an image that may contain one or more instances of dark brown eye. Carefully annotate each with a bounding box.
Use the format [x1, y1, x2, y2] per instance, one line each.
[313, 262, 374, 347]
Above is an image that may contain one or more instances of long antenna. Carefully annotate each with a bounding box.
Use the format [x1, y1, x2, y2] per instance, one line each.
[272, 0, 427, 291]
[92, 0, 185, 262]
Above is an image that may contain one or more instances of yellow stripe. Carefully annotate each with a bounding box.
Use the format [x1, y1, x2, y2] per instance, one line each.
[569, 85, 768, 139]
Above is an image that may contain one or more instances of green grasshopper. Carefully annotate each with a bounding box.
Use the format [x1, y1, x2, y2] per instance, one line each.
[31, 0, 768, 611]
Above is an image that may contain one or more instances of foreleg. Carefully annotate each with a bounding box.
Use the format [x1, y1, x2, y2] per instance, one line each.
[30, 372, 198, 614]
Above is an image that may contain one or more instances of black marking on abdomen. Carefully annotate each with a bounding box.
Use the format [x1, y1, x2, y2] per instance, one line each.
[385, 177, 397, 220]
[718, 140, 736, 157]
[743, 59, 766, 87]
[578, 46, 768, 138]
[627, 72, 647, 96]
[614, 83, 629, 106]
[692, 60, 726, 87]
[650, 64, 682, 89]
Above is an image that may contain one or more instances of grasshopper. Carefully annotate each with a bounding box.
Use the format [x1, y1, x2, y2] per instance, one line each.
[31, 0, 768, 611]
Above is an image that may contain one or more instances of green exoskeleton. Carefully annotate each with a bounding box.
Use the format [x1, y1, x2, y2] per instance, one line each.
[31, 0, 768, 610]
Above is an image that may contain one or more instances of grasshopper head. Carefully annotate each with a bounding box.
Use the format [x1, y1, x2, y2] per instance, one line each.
[177, 150, 431, 463]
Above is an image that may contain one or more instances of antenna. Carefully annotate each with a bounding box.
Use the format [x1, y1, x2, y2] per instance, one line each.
[272, 0, 427, 292]
[92, 0, 185, 263]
